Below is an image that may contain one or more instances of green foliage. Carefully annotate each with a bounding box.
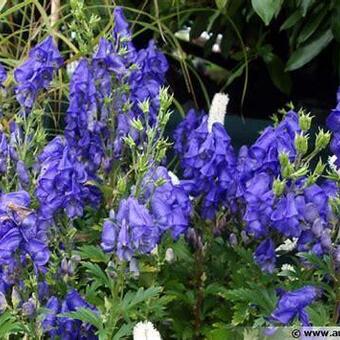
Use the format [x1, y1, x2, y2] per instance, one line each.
[251, 0, 283, 26]
[0, 312, 23, 337]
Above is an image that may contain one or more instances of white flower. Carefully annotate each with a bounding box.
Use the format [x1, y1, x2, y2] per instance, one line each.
[165, 248, 175, 263]
[168, 171, 180, 185]
[328, 155, 340, 174]
[280, 264, 295, 272]
[207, 93, 229, 132]
[133, 321, 162, 340]
[278, 264, 297, 280]
[275, 238, 297, 252]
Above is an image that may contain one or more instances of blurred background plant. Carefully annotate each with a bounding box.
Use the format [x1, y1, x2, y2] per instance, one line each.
[1, 0, 340, 124]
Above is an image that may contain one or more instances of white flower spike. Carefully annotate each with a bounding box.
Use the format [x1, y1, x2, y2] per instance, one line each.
[133, 321, 162, 340]
[207, 92, 229, 132]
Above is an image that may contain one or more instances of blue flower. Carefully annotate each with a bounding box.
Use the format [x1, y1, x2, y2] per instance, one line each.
[42, 296, 59, 337]
[248, 111, 299, 177]
[14, 36, 63, 111]
[101, 198, 159, 261]
[0, 132, 9, 174]
[36, 136, 101, 220]
[254, 238, 276, 273]
[16, 160, 30, 189]
[65, 59, 105, 174]
[327, 87, 340, 168]
[269, 286, 319, 326]
[0, 191, 49, 267]
[174, 113, 236, 219]
[271, 193, 301, 238]
[173, 109, 202, 155]
[113, 7, 137, 64]
[294, 183, 334, 256]
[42, 290, 97, 339]
[0, 64, 7, 85]
[326, 87, 340, 134]
[141, 166, 192, 238]
[243, 172, 274, 238]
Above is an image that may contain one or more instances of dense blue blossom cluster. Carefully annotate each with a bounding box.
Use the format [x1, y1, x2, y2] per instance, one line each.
[36, 136, 101, 220]
[101, 166, 192, 260]
[174, 110, 236, 219]
[14, 36, 63, 112]
[112, 8, 168, 155]
[42, 290, 97, 339]
[101, 197, 158, 261]
[0, 191, 49, 291]
[175, 107, 338, 277]
[141, 166, 192, 239]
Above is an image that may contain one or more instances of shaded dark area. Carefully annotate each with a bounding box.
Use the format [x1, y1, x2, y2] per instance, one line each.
[163, 40, 339, 122]
[129, 0, 340, 123]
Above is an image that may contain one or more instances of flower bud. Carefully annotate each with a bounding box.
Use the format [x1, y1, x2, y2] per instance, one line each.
[314, 159, 325, 175]
[138, 100, 150, 114]
[241, 231, 249, 244]
[123, 135, 136, 148]
[273, 178, 286, 196]
[279, 152, 289, 168]
[0, 292, 8, 313]
[109, 209, 115, 220]
[334, 247, 340, 266]
[130, 118, 144, 132]
[299, 112, 312, 131]
[315, 129, 331, 150]
[106, 261, 116, 279]
[38, 281, 49, 301]
[11, 287, 21, 309]
[320, 231, 331, 248]
[61, 258, 68, 274]
[22, 297, 36, 317]
[129, 258, 139, 279]
[165, 248, 175, 263]
[294, 133, 308, 155]
[311, 218, 323, 237]
[281, 162, 294, 178]
[229, 233, 237, 247]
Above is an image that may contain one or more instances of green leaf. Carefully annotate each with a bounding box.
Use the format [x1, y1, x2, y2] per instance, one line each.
[0, 312, 23, 337]
[251, 0, 283, 26]
[300, 0, 316, 17]
[307, 303, 331, 326]
[286, 29, 333, 71]
[215, 0, 228, 10]
[280, 10, 301, 31]
[60, 308, 103, 330]
[206, 326, 233, 340]
[121, 286, 162, 310]
[113, 324, 133, 340]
[265, 54, 292, 94]
[332, 0, 340, 42]
[297, 7, 328, 45]
[82, 262, 111, 288]
[75, 245, 109, 263]
[0, 0, 6, 12]
[231, 303, 250, 325]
